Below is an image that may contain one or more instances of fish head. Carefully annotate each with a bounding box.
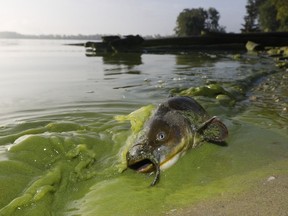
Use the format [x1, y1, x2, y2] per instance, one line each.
[126, 103, 192, 175]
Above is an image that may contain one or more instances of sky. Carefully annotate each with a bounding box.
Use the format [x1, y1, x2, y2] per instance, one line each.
[0, 0, 247, 36]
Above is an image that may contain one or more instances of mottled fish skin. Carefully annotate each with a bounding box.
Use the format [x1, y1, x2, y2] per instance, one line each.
[126, 96, 228, 186]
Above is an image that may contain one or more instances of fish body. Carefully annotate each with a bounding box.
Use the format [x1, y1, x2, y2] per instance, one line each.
[126, 96, 228, 186]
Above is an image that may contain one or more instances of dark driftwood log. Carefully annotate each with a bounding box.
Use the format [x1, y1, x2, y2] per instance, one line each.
[85, 32, 288, 54]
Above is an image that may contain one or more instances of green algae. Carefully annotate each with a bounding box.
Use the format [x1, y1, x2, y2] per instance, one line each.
[114, 104, 155, 172]
[178, 84, 229, 97]
[115, 104, 155, 133]
[0, 167, 61, 215]
[0, 119, 108, 215]
[46, 121, 86, 132]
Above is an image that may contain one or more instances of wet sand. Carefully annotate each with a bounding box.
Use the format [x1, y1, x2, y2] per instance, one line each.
[166, 174, 288, 216]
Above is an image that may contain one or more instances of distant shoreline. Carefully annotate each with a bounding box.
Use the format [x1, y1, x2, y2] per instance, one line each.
[0, 31, 103, 40]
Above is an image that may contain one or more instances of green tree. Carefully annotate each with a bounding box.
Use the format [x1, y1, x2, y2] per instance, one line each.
[258, 0, 279, 31]
[174, 7, 225, 36]
[271, 0, 288, 31]
[174, 8, 207, 36]
[241, 0, 260, 32]
[206, 7, 226, 33]
[206, 8, 219, 31]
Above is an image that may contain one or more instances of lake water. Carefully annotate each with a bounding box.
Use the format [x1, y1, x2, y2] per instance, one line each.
[0, 39, 287, 215]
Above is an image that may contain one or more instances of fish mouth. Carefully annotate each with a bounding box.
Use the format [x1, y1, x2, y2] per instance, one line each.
[127, 154, 180, 187]
[126, 149, 161, 186]
[128, 158, 155, 173]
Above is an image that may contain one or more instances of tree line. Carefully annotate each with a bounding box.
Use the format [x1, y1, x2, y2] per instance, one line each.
[174, 0, 288, 36]
[241, 0, 288, 32]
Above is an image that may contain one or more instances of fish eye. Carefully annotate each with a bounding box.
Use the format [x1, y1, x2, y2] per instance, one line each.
[156, 131, 166, 141]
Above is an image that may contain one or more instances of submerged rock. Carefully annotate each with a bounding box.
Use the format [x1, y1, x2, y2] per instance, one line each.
[216, 94, 235, 106]
[246, 41, 264, 52]
[172, 84, 236, 106]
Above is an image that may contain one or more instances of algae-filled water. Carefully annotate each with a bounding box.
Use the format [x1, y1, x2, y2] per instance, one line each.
[0, 39, 288, 215]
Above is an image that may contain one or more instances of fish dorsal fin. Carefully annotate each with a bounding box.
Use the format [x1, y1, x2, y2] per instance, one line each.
[166, 96, 207, 116]
[197, 116, 228, 143]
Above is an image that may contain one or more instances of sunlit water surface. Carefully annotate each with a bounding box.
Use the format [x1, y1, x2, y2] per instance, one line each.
[0, 39, 287, 215]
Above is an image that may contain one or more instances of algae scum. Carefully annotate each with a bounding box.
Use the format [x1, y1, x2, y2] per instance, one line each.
[1, 40, 288, 215]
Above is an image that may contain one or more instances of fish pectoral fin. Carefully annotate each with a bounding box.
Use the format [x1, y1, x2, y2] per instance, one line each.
[197, 116, 228, 143]
[196, 116, 217, 131]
